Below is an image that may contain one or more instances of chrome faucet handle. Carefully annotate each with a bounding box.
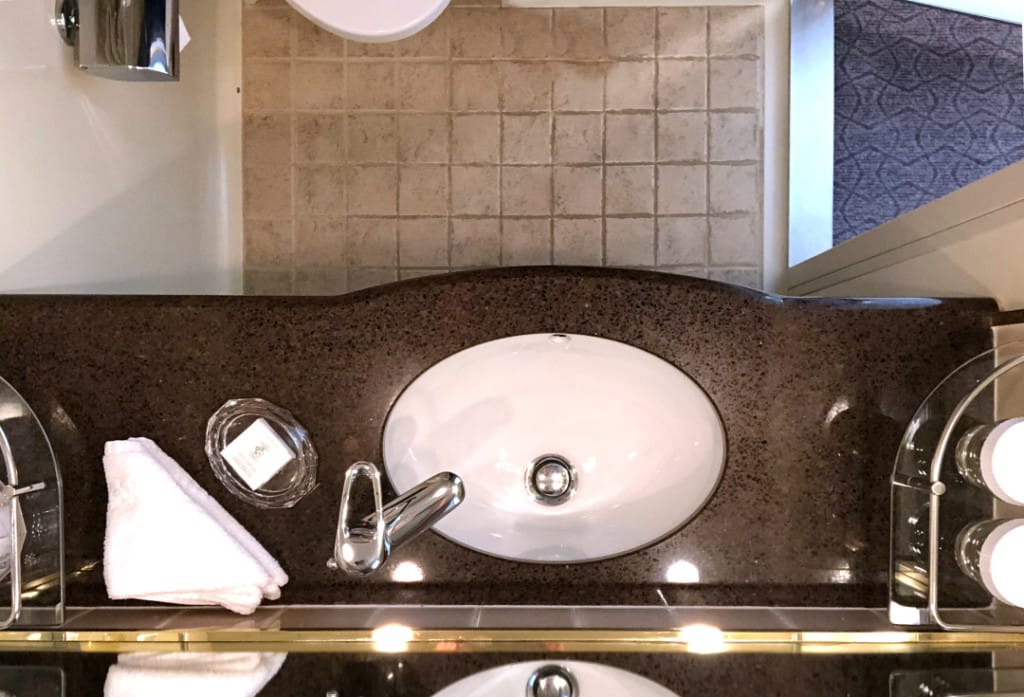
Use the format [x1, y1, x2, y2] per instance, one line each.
[328, 461, 465, 577]
[328, 461, 389, 576]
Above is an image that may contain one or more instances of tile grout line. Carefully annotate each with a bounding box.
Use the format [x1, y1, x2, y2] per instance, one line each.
[757, 8, 766, 287]
[391, 50, 401, 277]
[704, 7, 712, 278]
[446, 31, 455, 275]
[288, 17, 298, 293]
[341, 32, 351, 290]
[653, 8, 661, 270]
[270, 56, 763, 64]
[250, 212, 715, 220]
[497, 16, 506, 267]
[547, 12, 558, 265]
[342, 60, 350, 290]
[332, 50, 356, 286]
[341, 40, 351, 292]
[599, 16, 608, 268]
[250, 106, 761, 116]
[312, 157, 755, 167]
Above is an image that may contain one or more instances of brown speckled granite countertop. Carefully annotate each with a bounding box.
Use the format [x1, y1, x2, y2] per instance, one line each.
[0, 268, 997, 607]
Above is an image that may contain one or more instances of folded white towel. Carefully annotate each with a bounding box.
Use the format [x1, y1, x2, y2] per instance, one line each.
[103, 438, 288, 615]
[104, 652, 286, 697]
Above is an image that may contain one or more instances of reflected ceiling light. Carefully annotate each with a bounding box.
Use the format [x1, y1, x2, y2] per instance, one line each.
[677, 623, 725, 654]
[852, 631, 910, 644]
[372, 624, 414, 653]
[391, 561, 424, 583]
[825, 397, 850, 425]
[830, 568, 853, 583]
[665, 560, 700, 584]
[0, 402, 27, 421]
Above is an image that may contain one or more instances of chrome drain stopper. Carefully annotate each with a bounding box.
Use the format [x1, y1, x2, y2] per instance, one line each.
[527, 665, 577, 697]
[526, 455, 576, 506]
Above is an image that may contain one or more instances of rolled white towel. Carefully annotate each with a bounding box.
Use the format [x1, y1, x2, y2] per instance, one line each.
[104, 652, 286, 697]
[103, 438, 288, 615]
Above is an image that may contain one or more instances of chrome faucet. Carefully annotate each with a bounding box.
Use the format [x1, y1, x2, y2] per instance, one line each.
[328, 461, 464, 576]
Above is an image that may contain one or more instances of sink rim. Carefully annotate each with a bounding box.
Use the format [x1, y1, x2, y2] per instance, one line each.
[430, 659, 682, 697]
[380, 331, 728, 565]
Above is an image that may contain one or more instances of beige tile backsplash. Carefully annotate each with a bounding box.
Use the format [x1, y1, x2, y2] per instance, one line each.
[242, 1, 764, 295]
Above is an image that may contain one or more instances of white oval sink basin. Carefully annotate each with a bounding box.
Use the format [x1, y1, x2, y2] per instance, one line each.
[431, 660, 681, 697]
[383, 333, 726, 563]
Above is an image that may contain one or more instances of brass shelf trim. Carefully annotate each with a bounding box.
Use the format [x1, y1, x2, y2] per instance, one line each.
[0, 629, 1023, 655]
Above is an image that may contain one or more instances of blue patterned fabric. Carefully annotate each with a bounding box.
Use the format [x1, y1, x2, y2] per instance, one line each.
[833, 0, 1024, 245]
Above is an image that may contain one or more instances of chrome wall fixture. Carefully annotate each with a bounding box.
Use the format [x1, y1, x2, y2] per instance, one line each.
[55, 0, 180, 81]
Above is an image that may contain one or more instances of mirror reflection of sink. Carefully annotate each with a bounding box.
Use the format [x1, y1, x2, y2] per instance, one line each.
[383, 333, 726, 563]
[431, 660, 681, 697]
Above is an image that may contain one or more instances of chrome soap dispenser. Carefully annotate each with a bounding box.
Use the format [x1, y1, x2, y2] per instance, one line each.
[55, 0, 180, 81]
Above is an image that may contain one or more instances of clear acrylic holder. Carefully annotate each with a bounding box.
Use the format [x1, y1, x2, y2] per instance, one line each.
[890, 341, 1024, 630]
[0, 376, 65, 630]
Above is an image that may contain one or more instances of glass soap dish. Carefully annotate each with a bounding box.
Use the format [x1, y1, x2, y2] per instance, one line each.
[205, 398, 318, 509]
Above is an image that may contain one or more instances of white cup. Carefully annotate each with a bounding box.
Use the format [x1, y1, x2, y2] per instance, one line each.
[956, 518, 1024, 608]
[956, 417, 1024, 505]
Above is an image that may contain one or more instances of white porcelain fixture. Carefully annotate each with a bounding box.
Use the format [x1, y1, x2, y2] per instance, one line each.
[382, 333, 726, 563]
[284, 0, 450, 43]
[431, 660, 681, 697]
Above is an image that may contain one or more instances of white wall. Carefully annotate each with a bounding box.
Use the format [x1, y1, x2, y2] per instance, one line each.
[0, 0, 242, 293]
[788, 160, 1024, 311]
[805, 210, 1024, 309]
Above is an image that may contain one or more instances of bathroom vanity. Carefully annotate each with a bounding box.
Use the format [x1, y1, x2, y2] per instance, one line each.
[0, 267, 999, 618]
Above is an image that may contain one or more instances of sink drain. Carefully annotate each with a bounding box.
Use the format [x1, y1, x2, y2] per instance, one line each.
[526, 455, 577, 506]
[527, 665, 577, 697]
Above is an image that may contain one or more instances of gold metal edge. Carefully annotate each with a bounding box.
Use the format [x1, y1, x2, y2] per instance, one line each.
[0, 630, 1022, 654]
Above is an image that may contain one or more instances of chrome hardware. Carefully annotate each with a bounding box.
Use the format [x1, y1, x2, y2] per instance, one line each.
[328, 462, 387, 576]
[54, 0, 78, 46]
[526, 455, 576, 506]
[54, 0, 180, 81]
[527, 665, 577, 697]
[328, 462, 464, 576]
